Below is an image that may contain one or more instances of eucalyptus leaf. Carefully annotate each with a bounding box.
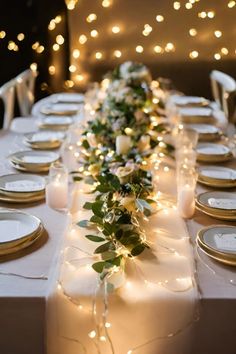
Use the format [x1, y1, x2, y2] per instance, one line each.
[94, 241, 112, 254]
[92, 261, 106, 273]
[77, 220, 90, 228]
[85, 235, 105, 242]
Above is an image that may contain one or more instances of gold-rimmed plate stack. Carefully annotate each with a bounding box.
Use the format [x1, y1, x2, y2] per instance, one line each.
[8, 151, 60, 173]
[0, 174, 45, 203]
[197, 166, 236, 188]
[40, 103, 80, 116]
[24, 131, 66, 150]
[196, 191, 236, 220]
[38, 116, 73, 130]
[197, 225, 236, 266]
[179, 107, 215, 124]
[196, 143, 233, 162]
[184, 124, 222, 141]
[0, 208, 44, 256]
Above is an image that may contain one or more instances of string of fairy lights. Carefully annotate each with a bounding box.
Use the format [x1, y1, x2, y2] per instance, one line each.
[0, 0, 235, 89]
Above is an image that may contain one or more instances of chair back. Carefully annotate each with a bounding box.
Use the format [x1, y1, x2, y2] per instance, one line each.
[16, 69, 38, 116]
[210, 70, 236, 123]
[0, 80, 16, 129]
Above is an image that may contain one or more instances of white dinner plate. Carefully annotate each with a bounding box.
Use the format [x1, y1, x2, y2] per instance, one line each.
[180, 107, 215, 124]
[198, 225, 236, 256]
[196, 143, 233, 162]
[25, 131, 65, 143]
[40, 103, 80, 116]
[198, 166, 236, 188]
[38, 116, 73, 129]
[0, 174, 45, 193]
[185, 124, 219, 134]
[9, 150, 59, 165]
[55, 93, 84, 104]
[197, 191, 236, 213]
[0, 209, 41, 245]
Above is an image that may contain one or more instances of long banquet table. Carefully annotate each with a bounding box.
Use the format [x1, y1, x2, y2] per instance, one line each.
[1, 112, 236, 354]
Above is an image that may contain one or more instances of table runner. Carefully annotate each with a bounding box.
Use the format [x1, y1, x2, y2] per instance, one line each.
[47, 159, 198, 354]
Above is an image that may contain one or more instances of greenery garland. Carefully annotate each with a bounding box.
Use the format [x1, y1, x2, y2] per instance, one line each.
[74, 61, 173, 283]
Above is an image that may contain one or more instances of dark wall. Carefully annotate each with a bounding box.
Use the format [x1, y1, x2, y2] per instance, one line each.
[0, 0, 69, 100]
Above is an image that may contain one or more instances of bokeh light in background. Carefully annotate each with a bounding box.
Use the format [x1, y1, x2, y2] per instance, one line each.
[67, 0, 236, 92]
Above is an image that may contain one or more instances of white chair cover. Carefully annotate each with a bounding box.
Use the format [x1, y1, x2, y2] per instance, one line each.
[15, 69, 38, 116]
[0, 79, 16, 130]
[210, 70, 236, 123]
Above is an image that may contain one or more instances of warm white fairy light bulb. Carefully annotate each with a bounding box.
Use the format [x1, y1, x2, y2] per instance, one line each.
[185, 3, 192, 9]
[69, 65, 76, 72]
[221, 47, 229, 55]
[30, 63, 37, 71]
[86, 13, 97, 23]
[156, 15, 164, 22]
[55, 15, 62, 24]
[0, 30, 6, 39]
[142, 24, 152, 36]
[17, 33, 25, 41]
[208, 11, 215, 18]
[198, 11, 207, 18]
[79, 34, 87, 44]
[53, 43, 60, 51]
[189, 28, 197, 36]
[173, 1, 181, 10]
[189, 50, 199, 59]
[95, 51, 103, 59]
[214, 30, 222, 38]
[112, 26, 121, 34]
[165, 42, 175, 52]
[114, 50, 122, 58]
[90, 29, 98, 38]
[49, 65, 56, 75]
[136, 45, 143, 53]
[214, 53, 221, 60]
[73, 49, 80, 58]
[36, 45, 44, 53]
[88, 330, 96, 338]
[102, 0, 112, 7]
[228, 0, 236, 7]
[56, 35, 64, 45]
[154, 45, 163, 53]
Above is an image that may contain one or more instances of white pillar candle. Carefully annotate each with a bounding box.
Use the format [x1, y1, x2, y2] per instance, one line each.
[177, 184, 195, 218]
[46, 179, 68, 210]
[116, 135, 131, 155]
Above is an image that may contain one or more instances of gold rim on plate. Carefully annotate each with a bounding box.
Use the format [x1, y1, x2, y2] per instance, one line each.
[197, 225, 236, 266]
[0, 223, 44, 256]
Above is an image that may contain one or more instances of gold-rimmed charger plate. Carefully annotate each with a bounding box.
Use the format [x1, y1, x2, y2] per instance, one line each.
[9, 150, 59, 167]
[184, 124, 221, 141]
[197, 166, 236, 188]
[0, 223, 44, 256]
[197, 225, 236, 266]
[196, 193, 236, 220]
[196, 143, 233, 162]
[24, 141, 62, 150]
[0, 191, 45, 203]
[0, 174, 45, 193]
[10, 161, 49, 173]
[24, 131, 65, 150]
[0, 209, 42, 250]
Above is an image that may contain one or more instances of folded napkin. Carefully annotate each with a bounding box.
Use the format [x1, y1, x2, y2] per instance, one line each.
[208, 197, 236, 209]
[214, 233, 236, 251]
